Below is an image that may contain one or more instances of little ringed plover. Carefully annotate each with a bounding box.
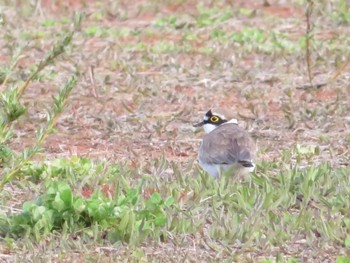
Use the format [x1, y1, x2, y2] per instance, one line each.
[194, 109, 256, 177]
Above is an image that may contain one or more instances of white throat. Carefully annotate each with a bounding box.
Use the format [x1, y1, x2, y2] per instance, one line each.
[203, 123, 217, 133]
[203, 118, 238, 134]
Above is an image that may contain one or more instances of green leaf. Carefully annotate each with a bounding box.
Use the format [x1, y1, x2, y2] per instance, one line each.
[336, 256, 350, 263]
[164, 196, 174, 207]
[118, 211, 130, 231]
[150, 192, 162, 204]
[32, 206, 47, 221]
[52, 192, 65, 212]
[23, 201, 36, 212]
[154, 215, 166, 226]
[125, 189, 138, 205]
[345, 236, 350, 247]
[41, 19, 56, 27]
[84, 26, 99, 36]
[127, 211, 136, 237]
[114, 206, 126, 218]
[60, 188, 73, 207]
[86, 200, 100, 219]
[73, 198, 85, 213]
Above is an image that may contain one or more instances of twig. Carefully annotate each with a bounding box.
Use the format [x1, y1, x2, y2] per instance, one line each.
[88, 65, 98, 98]
[305, 0, 314, 87]
[295, 83, 327, 90]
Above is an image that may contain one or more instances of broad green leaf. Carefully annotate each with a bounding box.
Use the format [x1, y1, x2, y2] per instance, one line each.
[57, 182, 71, 192]
[23, 201, 36, 212]
[73, 198, 85, 213]
[164, 196, 174, 207]
[60, 188, 73, 207]
[154, 215, 166, 226]
[52, 192, 65, 211]
[345, 236, 350, 247]
[32, 206, 46, 221]
[150, 192, 161, 205]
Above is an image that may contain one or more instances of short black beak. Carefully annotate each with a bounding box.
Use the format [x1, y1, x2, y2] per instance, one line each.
[193, 121, 205, 127]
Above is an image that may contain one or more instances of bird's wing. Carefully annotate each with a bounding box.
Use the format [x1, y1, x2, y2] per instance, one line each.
[199, 124, 255, 165]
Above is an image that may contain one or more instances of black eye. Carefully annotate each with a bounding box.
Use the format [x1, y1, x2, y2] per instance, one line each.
[210, 116, 220, 123]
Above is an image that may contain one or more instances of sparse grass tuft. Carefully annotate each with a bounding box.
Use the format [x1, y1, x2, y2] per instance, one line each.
[0, 13, 82, 189]
[1, 156, 349, 258]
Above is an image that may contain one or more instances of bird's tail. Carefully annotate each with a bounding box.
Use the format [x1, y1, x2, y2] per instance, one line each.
[238, 160, 254, 168]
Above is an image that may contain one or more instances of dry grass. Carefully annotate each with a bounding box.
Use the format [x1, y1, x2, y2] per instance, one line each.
[0, 0, 349, 262]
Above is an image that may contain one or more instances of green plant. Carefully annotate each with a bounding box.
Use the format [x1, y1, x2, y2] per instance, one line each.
[336, 256, 350, 263]
[230, 28, 266, 44]
[332, 0, 350, 24]
[196, 5, 233, 27]
[0, 13, 82, 189]
[0, 170, 174, 245]
[154, 16, 178, 29]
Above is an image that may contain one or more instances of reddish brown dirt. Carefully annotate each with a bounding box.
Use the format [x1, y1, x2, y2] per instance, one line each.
[1, 0, 349, 261]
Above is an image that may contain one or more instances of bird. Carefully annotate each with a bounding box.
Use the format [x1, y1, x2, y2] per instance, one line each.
[193, 108, 256, 177]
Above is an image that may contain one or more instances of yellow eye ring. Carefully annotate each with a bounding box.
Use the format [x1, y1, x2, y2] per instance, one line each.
[210, 116, 219, 122]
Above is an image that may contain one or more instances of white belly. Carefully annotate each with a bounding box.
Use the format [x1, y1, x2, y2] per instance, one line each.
[199, 161, 221, 177]
[199, 159, 255, 177]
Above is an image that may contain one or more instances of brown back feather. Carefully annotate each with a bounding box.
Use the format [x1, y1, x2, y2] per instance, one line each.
[199, 123, 256, 165]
